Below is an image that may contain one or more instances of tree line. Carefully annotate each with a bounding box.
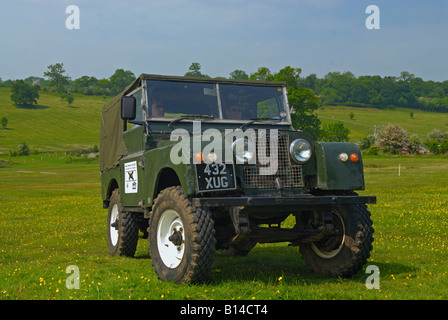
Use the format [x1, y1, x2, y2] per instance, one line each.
[4, 62, 448, 113]
[184, 63, 448, 113]
[3, 62, 447, 154]
[308, 71, 448, 113]
[184, 63, 448, 154]
[3, 63, 136, 107]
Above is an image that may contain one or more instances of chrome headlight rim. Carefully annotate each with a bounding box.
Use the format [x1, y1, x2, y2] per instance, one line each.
[290, 139, 312, 163]
[231, 137, 255, 164]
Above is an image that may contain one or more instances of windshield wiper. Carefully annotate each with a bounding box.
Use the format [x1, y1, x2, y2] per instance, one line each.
[240, 117, 281, 130]
[168, 114, 214, 127]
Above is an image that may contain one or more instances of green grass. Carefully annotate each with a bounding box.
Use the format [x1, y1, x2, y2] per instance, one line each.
[1, 89, 448, 300]
[0, 87, 109, 153]
[1, 154, 447, 300]
[315, 106, 448, 142]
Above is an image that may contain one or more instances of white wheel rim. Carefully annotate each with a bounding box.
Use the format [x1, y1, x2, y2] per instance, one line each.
[157, 209, 185, 269]
[109, 204, 119, 246]
[311, 210, 345, 259]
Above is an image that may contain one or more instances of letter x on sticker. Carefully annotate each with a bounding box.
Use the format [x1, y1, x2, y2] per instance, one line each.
[128, 171, 134, 180]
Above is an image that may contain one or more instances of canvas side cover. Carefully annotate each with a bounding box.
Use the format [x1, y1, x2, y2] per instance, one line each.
[99, 95, 128, 171]
[99, 75, 146, 171]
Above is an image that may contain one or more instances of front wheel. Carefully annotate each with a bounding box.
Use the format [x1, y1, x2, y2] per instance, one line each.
[299, 202, 374, 278]
[149, 186, 216, 283]
[107, 189, 139, 257]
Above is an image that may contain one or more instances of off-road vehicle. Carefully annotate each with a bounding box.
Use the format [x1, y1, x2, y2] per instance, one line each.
[100, 74, 375, 283]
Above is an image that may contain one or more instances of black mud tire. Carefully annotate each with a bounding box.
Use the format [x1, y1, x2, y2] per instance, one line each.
[107, 189, 139, 257]
[299, 201, 374, 278]
[149, 186, 216, 284]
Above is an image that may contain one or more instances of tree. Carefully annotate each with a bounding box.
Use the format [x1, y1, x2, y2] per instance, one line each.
[408, 135, 422, 154]
[425, 129, 448, 154]
[302, 73, 319, 90]
[399, 71, 415, 83]
[61, 92, 75, 106]
[1, 116, 8, 129]
[289, 86, 321, 138]
[10, 80, 39, 106]
[185, 62, 209, 78]
[17, 142, 30, 156]
[359, 135, 376, 150]
[320, 121, 350, 142]
[249, 67, 272, 81]
[264, 66, 321, 138]
[74, 76, 98, 94]
[376, 124, 409, 154]
[109, 69, 135, 95]
[271, 66, 302, 87]
[44, 63, 71, 92]
[229, 69, 249, 80]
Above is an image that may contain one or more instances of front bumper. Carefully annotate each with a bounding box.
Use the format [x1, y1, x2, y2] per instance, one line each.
[191, 194, 376, 208]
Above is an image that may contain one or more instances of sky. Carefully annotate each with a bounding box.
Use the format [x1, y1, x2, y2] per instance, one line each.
[1, 0, 447, 82]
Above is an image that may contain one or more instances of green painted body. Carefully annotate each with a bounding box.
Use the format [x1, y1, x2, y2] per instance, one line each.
[100, 74, 368, 217]
[314, 142, 365, 191]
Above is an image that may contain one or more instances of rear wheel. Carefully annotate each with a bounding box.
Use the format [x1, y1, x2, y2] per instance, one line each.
[299, 202, 374, 278]
[149, 186, 216, 283]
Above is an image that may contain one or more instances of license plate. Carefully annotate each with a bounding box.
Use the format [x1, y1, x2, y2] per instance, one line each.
[195, 163, 236, 192]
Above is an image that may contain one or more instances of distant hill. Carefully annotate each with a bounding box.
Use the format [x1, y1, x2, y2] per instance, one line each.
[315, 106, 448, 142]
[1, 87, 446, 154]
[0, 88, 109, 154]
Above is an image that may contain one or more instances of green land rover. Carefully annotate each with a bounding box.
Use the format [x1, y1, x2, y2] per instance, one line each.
[100, 74, 376, 283]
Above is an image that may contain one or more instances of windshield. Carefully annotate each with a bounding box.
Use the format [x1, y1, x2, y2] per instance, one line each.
[145, 80, 289, 122]
[219, 84, 287, 121]
[146, 80, 219, 119]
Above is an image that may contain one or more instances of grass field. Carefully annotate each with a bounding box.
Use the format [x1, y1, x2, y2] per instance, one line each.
[0, 87, 107, 153]
[315, 106, 448, 142]
[1, 154, 447, 300]
[1, 89, 447, 301]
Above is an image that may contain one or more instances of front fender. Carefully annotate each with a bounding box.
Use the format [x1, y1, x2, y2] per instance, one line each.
[144, 144, 197, 207]
[314, 142, 365, 191]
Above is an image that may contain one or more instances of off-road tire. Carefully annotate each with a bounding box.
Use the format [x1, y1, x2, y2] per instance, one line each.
[149, 186, 216, 284]
[299, 199, 374, 278]
[107, 189, 139, 257]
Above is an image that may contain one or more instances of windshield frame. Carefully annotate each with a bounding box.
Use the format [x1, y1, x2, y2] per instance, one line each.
[142, 78, 292, 126]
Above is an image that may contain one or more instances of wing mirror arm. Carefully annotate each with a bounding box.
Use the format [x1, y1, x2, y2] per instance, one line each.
[121, 96, 136, 131]
[120, 96, 150, 134]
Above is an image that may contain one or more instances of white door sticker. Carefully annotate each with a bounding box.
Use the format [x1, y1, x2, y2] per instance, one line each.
[124, 161, 138, 194]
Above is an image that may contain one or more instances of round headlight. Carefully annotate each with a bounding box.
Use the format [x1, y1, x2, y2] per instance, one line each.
[232, 138, 255, 164]
[206, 152, 218, 163]
[290, 139, 312, 163]
[338, 153, 349, 162]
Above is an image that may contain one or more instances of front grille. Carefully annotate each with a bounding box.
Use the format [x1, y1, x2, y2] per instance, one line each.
[243, 132, 304, 189]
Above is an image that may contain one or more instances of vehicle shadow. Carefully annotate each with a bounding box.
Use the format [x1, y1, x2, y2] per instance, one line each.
[210, 245, 416, 285]
[211, 245, 324, 284]
[135, 242, 416, 285]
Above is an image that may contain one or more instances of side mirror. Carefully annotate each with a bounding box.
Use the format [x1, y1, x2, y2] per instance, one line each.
[121, 96, 136, 120]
